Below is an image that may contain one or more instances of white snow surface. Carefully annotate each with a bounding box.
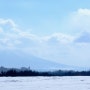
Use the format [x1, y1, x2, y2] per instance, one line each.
[0, 76, 90, 90]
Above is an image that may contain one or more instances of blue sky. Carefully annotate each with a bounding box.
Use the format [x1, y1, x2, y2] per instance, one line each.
[0, 0, 90, 67]
[0, 0, 90, 35]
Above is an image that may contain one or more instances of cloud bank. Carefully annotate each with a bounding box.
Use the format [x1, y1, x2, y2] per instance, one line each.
[0, 8, 90, 67]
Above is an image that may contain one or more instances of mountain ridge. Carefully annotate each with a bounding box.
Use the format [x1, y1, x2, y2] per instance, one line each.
[0, 49, 87, 71]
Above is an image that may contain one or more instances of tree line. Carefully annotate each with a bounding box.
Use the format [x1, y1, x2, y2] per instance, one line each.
[0, 66, 90, 76]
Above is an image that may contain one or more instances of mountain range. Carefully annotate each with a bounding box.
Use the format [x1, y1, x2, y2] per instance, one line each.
[0, 49, 87, 71]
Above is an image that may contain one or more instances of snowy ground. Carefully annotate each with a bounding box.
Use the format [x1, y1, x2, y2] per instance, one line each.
[0, 76, 90, 90]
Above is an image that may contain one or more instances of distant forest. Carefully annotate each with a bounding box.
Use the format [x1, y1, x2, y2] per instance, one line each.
[0, 66, 90, 76]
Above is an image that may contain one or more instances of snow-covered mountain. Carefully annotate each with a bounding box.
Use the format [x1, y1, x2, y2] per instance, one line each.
[0, 50, 86, 71]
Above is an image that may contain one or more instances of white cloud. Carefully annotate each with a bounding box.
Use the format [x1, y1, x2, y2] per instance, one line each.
[42, 33, 74, 45]
[62, 8, 90, 35]
[30, 8, 90, 66]
[78, 8, 90, 16]
[0, 18, 17, 28]
[0, 16, 90, 67]
[0, 18, 41, 48]
[0, 18, 75, 49]
[73, 8, 90, 29]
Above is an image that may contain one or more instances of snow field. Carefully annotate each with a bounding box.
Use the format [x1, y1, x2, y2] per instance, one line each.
[0, 76, 90, 90]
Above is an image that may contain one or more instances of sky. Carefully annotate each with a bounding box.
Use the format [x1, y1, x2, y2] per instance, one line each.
[0, 0, 90, 67]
